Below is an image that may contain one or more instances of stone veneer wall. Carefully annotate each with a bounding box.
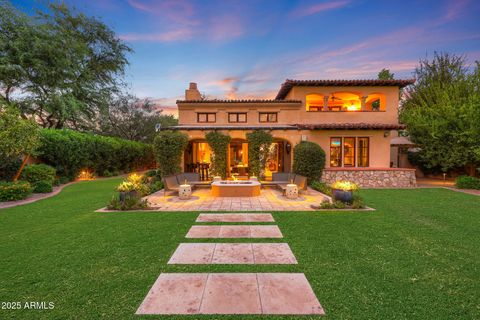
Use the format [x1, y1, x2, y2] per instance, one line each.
[321, 168, 416, 188]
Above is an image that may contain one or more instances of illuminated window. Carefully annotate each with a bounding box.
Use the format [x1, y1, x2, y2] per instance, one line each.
[228, 113, 247, 123]
[357, 137, 369, 167]
[197, 113, 216, 123]
[343, 137, 355, 167]
[306, 94, 323, 111]
[330, 138, 342, 167]
[259, 112, 277, 123]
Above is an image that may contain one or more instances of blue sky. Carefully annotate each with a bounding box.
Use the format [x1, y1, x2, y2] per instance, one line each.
[13, 0, 480, 107]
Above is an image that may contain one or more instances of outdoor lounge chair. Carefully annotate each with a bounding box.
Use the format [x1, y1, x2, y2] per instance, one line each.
[177, 172, 211, 188]
[163, 175, 180, 196]
[276, 174, 307, 195]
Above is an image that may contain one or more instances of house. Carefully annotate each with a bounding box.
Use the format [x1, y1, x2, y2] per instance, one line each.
[167, 79, 417, 187]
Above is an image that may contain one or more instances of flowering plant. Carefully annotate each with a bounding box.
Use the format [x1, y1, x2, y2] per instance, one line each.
[117, 181, 136, 192]
[331, 180, 358, 191]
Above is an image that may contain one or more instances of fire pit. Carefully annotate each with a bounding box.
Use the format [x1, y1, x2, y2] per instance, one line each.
[211, 180, 261, 197]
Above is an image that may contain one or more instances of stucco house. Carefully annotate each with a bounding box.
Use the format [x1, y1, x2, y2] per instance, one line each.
[167, 79, 417, 187]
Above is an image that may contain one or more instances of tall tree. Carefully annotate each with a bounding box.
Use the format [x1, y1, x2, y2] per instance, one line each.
[98, 94, 178, 143]
[378, 68, 395, 80]
[0, 1, 131, 129]
[400, 52, 480, 175]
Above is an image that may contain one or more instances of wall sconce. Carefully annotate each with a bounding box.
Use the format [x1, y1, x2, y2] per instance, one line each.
[285, 142, 291, 154]
[384, 131, 390, 137]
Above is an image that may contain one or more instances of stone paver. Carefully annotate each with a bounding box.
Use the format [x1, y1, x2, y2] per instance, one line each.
[257, 273, 324, 315]
[196, 213, 275, 222]
[144, 187, 329, 211]
[185, 225, 283, 238]
[168, 243, 297, 264]
[136, 273, 207, 315]
[137, 273, 324, 315]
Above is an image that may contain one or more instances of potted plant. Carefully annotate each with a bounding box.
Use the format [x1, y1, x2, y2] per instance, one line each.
[331, 181, 358, 203]
[117, 181, 137, 201]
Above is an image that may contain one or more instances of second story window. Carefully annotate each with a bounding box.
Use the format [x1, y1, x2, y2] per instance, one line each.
[197, 113, 216, 123]
[259, 112, 277, 123]
[228, 113, 247, 123]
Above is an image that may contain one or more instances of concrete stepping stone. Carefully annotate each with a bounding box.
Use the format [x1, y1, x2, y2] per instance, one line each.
[185, 225, 283, 238]
[168, 243, 297, 264]
[196, 213, 274, 222]
[136, 273, 324, 315]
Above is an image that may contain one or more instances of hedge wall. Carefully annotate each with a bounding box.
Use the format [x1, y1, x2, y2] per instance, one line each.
[37, 129, 155, 179]
[292, 141, 326, 183]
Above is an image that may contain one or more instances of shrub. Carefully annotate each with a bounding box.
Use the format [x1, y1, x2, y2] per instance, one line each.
[0, 157, 22, 181]
[246, 130, 273, 178]
[206, 131, 231, 178]
[107, 195, 149, 211]
[310, 181, 332, 196]
[58, 176, 71, 185]
[456, 175, 480, 189]
[22, 164, 56, 184]
[32, 180, 53, 193]
[37, 129, 155, 180]
[292, 141, 326, 183]
[0, 181, 32, 201]
[153, 131, 189, 177]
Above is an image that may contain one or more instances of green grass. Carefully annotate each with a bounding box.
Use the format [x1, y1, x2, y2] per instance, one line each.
[0, 178, 479, 319]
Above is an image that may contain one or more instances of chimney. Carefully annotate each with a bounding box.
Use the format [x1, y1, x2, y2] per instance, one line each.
[185, 82, 201, 100]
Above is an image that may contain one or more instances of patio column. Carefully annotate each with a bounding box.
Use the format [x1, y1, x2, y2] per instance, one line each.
[323, 95, 329, 111]
[361, 96, 367, 111]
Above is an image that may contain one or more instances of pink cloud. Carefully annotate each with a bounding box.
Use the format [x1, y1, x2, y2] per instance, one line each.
[209, 15, 245, 41]
[120, 28, 193, 42]
[291, 0, 350, 18]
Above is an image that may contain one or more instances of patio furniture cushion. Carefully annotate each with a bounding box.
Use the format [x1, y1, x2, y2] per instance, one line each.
[183, 172, 200, 182]
[293, 174, 307, 190]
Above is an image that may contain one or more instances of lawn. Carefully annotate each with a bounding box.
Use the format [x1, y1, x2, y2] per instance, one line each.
[0, 178, 479, 319]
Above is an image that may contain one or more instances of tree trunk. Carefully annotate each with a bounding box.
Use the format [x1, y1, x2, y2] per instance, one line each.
[13, 154, 30, 182]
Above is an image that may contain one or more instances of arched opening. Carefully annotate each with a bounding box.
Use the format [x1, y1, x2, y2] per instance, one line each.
[365, 93, 386, 111]
[228, 138, 249, 178]
[306, 94, 324, 111]
[184, 139, 212, 180]
[329, 91, 362, 111]
[264, 138, 292, 179]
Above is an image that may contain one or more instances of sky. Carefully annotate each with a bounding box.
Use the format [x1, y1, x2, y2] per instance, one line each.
[12, 0, 480, 108]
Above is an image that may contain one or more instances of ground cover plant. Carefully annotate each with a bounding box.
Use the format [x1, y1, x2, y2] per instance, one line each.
[0, 179, 479, 319]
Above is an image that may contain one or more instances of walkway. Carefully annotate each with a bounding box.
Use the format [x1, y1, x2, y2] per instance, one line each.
[136, 213, 325, 315]
[145, 187, 329, 211]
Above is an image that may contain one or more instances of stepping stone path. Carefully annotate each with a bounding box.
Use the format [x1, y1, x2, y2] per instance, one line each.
[137, 213, 325, 315]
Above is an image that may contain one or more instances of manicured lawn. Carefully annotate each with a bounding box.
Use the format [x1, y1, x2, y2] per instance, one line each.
[0, 178, 479, 319]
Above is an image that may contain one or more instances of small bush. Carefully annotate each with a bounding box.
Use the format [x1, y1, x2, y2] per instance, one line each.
[149, 181, 164, 194]
[107, 195, 149, 211]
[59, 176, 71, 185]
[0, 181, 32, 201]
[456, 175, 480, 189]
[292, 141, 326, 183]
[0, 157, 22, 181]
[310, 181, 332, 196]
[22, 164, 56, 184]
[33, 180, 53, 193]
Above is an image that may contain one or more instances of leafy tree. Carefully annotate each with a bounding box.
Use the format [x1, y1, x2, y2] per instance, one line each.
[205, 131, 231, 178]
[246, 130, 273, 178]
[153, 131, 189, 177]
[0, 1, 131, 129]
[400, 52, 480, 174]
[0, 107, 41, 180]
[98, 94, 178, 143]
[378, 68, 395, 80]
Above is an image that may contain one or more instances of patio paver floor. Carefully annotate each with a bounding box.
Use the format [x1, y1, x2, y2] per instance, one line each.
[168, 243, 297, 264]
[196, 213, 274, 222]
[186, 225, 283, 238]
[136, 273, 324, 315]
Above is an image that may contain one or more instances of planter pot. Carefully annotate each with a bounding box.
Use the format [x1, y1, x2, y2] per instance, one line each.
[332, 189, 353, 203]
[119, 190, 138, 202]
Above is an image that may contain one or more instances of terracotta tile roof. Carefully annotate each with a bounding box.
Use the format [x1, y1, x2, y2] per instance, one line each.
[275, 79, 415, 99]
[177, 99, 301, 104]
[296, 123, 406, 130]
[163, 123, 405, 131]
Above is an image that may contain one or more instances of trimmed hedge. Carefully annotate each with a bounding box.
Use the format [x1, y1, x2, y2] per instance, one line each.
[292, 141, 326, 183]
[32, 180, 53, 193]
[22, 164, 56, 184]
[0, 181, 32, 201]
[37, 129, 155, 179]
[456, 175, 480, 189]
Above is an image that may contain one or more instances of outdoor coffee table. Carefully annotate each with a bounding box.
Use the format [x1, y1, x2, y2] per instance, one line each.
[179, 184, 192, 199]
[285, 184, 298, 199]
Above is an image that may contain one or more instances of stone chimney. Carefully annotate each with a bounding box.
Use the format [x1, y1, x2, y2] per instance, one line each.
[185, 82, 201, 100]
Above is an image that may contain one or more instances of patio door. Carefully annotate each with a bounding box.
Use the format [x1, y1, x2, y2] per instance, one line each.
[228, 140, 248, 178]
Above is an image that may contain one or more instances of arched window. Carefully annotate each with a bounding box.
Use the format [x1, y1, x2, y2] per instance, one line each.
[328, 92, 361, 111]
[305, 94, 324, 111]
[365, 93, 386, 111]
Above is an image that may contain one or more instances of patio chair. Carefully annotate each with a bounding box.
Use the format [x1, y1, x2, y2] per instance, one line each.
[293, 174, 307, 191]
[163, 175, 180, 196]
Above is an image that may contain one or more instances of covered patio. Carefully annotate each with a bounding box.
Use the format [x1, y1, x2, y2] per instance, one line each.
[145, 187, 329, 211]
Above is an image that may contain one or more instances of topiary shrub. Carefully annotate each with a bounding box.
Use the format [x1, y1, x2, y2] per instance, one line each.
[456, 175, 480, 189]
[32, 180, 53, 193]
[0, 181, 32, 201]
[206, 131, 231, 179]
[153, 131, 189, 177]
[22, 164, 56, 184]
[247, 130, 273, 178]
[292, 141, 326, 183]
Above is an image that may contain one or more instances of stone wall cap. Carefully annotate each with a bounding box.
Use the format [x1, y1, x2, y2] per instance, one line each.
[324, 167, 416, 171]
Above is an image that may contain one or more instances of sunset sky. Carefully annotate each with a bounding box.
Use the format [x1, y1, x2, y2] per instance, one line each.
[13, 0, 480, 107]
